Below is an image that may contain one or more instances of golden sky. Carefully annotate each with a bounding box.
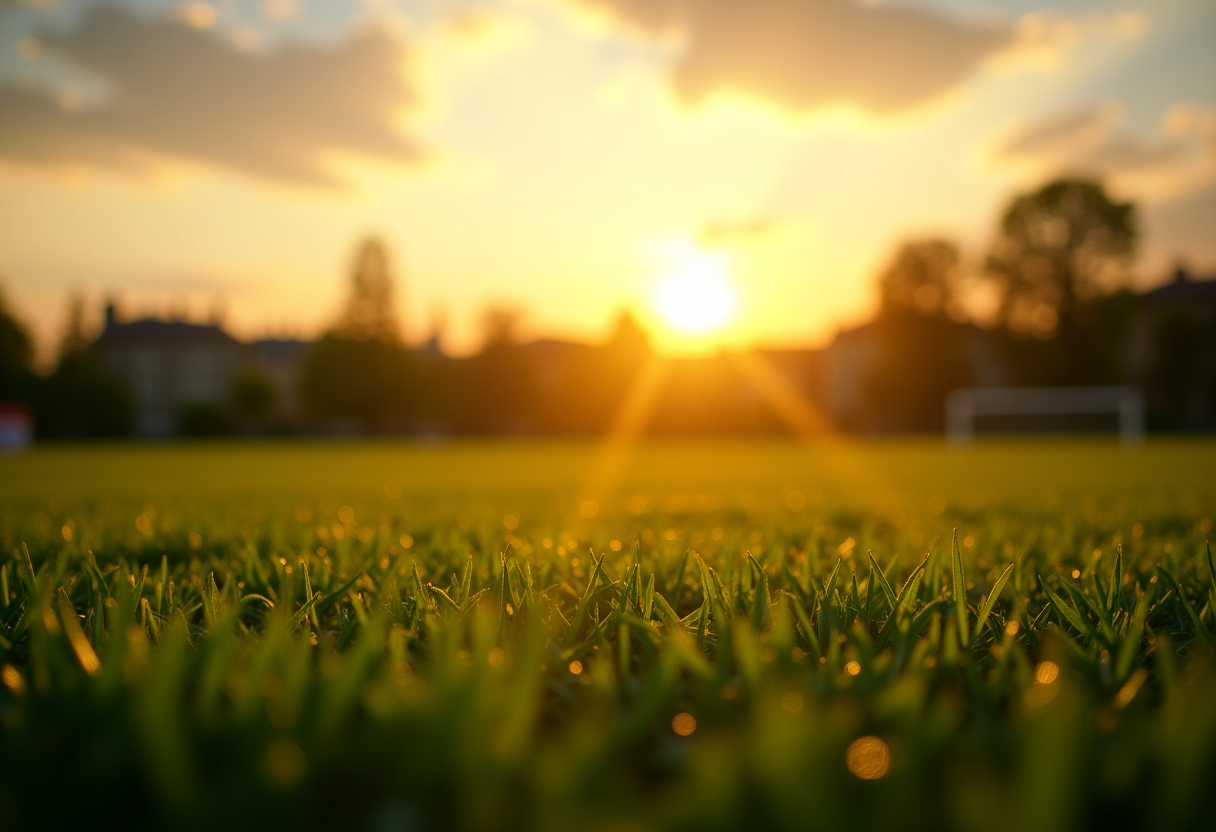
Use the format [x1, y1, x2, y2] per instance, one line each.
[1, 0, 1214, 360]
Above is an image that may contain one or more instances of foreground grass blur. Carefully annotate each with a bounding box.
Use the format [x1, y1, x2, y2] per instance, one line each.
[0, 438, 1214, 831]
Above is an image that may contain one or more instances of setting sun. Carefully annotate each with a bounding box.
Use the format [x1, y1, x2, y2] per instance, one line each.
[655, 244, 736, 335]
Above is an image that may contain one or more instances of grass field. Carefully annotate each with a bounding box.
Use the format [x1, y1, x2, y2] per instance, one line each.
[1, 438, 1214, 831]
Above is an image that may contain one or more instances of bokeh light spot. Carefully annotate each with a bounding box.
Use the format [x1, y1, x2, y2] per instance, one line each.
[671, 713, 697, 736]
[1034, 661, 1060, 685]
[845, 737, 891, 780]
[263, 739, 306, 786]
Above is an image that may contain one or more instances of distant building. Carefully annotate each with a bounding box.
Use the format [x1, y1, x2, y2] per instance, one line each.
[92, 304, 316, 437]
[823, 318, 1010, 430]
[823, 320, 882, 427]
[93, 304, 248, 436]
[250, 337, 312, 421]
[1126, 265, 1216, 428]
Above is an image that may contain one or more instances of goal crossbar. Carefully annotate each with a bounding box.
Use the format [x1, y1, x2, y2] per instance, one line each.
[945, 386, 1144, 445]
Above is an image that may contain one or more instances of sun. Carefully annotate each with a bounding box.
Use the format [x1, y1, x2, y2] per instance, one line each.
[654, 243, 736, 334]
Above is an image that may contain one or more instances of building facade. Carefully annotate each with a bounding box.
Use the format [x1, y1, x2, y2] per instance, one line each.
[94, 304, 249, 437]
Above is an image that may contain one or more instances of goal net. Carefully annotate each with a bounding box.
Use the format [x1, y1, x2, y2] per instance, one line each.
[945, 386, 1144, 445]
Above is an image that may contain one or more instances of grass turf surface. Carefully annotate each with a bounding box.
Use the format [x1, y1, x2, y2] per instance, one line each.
[1, 438, 1214, 831]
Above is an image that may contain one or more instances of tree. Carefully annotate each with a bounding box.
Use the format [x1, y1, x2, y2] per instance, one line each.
[334, 237, 401, 344]
[878, 238, 960, 317]
[0, 284, 37, 404]
[986, 178, 1135, 380]
[38, 298, 132, 438]
[607, 308, 651, 357]
[864, 240, 971, 431]
[479, 304, 523, 351]
[58, 294, 91, 362]
[298, 334, 414, 432]
[230, 366, 277, 428]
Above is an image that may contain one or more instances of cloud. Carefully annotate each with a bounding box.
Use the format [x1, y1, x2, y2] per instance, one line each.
[996, 103, 1216, 198]
[997, 102, 1125, 158]
[700, 216, 781, 246]
[1142, 182, 1216, 273]
[576, 0, 1013, 114]
[0, 5, 422, 185]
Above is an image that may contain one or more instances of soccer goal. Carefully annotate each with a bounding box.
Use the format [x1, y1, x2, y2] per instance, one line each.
[945, 386, 1145, 445]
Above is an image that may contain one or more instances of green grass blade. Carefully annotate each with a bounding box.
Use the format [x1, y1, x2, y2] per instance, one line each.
[747, 553, 770, 632]
[1207, 540, 1215, 599]
[1155, 566, 1216, 644]
[973, 562, 1015, 644]
[1107, 545, 1123, 616]
[315, 572, 362, 614]
[567, 552, 606, 645]
[57, 587, 101, 677]
[458, 554, 474, 606]
[1041, 577, 1098, 641]
[951, 529, 968, 646]
[1115, 588, 1151, 682]
[868, 553, 897, 614]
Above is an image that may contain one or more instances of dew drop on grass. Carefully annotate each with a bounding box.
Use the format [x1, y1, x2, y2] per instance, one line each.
[671, 713, 696, 736]
[1, 664, 25, 694]
[846, 737, 890, 780]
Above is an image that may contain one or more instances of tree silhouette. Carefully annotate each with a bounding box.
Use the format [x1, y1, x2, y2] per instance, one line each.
[864, 239, 971, 431]
[335, 237, 400, 344]
[878, 238, 960, 317]
[58, 294, 91, 362]
[986, 178, 1135, 380]
[479, 304, 523, 351]
[1, 284, 36, 403]
[230, 367, 277, 425]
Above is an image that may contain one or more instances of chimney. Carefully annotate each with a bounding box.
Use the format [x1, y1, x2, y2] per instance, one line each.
[104, 300, 117, 328]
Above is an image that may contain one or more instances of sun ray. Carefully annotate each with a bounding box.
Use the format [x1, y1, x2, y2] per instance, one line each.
[573, 354, 672, 523]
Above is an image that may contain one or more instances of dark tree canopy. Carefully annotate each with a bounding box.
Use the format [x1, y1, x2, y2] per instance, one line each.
[1, 285, 37, 404]
[334, 237, 401, 344]
[57, 294, 91, 362]
[986, 178, 1135, 338]
[230, 366, 277, 422]
[480, 304, 523, 351]
[878, 238, 960, 317]
[0, 285, 34, 372]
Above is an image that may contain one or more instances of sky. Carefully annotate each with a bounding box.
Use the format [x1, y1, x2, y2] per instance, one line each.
[0, 0, 1213, 362]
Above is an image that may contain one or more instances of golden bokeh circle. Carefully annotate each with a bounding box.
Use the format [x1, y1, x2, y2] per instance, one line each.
[845, 736, 891, 780]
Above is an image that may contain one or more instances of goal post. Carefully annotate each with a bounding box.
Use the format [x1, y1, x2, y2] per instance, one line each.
[945, 386, 1145, 446]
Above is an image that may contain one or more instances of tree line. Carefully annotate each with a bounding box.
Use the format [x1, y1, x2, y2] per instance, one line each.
[1, 177, 1212, 438]
[861, 177, 1213, 431]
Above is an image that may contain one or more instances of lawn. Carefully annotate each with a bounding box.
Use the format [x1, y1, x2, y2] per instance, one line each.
[1, 437, 1214, 831]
